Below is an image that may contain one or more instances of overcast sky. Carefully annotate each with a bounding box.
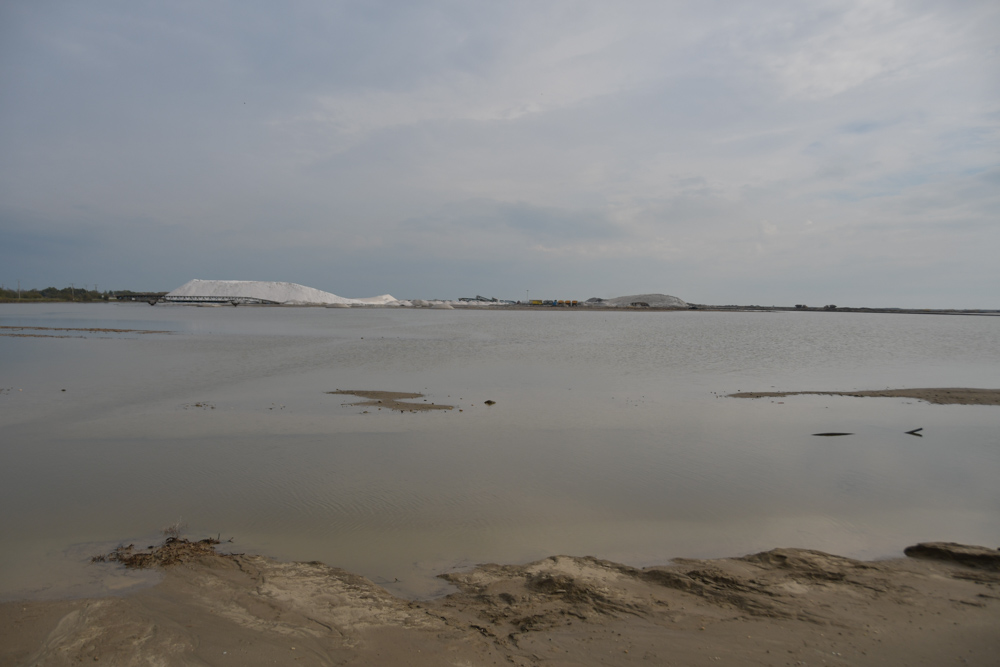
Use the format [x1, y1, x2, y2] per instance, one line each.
[1, 1, 997, 306]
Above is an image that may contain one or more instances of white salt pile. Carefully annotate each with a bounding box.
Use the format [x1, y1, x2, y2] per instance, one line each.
[165, 280, 686, 310]
[400, 299, 498, 308]
[586, 293, 688, 308]
[167, 280, 396, 306]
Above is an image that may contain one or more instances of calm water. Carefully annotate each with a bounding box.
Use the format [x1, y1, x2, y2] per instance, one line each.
[1, 303, 998, 601]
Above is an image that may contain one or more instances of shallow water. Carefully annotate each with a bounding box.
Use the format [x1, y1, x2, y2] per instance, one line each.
[1, 303, 998, 600]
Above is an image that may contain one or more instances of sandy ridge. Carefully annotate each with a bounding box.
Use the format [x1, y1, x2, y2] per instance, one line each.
[2, 542, 998, 666]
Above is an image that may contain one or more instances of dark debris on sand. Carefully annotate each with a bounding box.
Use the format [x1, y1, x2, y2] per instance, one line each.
[92, 537, 236, 569]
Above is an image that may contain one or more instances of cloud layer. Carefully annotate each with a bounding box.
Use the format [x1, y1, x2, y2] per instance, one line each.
[1, 0, 997, 306]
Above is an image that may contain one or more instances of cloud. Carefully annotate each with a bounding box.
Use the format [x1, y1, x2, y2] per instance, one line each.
[1, 0, 998, 306]
[755, 0, 980, 100]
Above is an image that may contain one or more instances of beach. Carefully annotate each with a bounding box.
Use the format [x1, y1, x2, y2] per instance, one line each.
[3, 304, 999, 664]
[3, 384, 998, 664]
[2, 540, 998, 666]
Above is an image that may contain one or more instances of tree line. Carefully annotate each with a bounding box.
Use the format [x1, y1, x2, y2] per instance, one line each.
[0, 286, 156, 302]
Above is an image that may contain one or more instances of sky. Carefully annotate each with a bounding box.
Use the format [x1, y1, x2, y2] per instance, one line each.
[1, 1, 997, 307]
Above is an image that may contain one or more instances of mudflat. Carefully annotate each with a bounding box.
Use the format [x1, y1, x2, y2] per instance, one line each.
[2, 541, 998, 666]
[728, 387, 1000, 406]
[327, 390, 454, 412]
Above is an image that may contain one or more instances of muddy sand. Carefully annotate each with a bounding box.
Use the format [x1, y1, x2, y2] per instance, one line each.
[728, 387, 1000, 406]
[2, 540, 998, 666]
[327, 390, 454, 412]
[0, 325, 172, 339]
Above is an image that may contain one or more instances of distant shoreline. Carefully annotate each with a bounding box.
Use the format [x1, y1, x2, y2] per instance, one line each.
[3, 300, 997, 315]
[495, 304, 1000, 315]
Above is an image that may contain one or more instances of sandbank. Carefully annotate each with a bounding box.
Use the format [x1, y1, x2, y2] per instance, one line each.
[728, 387, 1000, 406]
[2, 540, 998, 666]
[327, 390, 454, 412]
[0, 325, 171, 339]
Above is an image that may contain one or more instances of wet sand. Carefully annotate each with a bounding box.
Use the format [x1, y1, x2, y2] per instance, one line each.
[327, 390, 455, 412]
[728, 387, 1000, 406]
[2, 541, 998, 666]
[0, 325, 173, 339]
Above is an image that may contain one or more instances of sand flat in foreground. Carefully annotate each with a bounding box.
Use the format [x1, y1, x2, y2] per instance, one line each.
[2, 541, 998, 666]
[728, 387, 1000, 405]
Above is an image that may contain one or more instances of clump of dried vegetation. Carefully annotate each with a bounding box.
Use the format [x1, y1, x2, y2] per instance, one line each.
[161, 519, 187, 539]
